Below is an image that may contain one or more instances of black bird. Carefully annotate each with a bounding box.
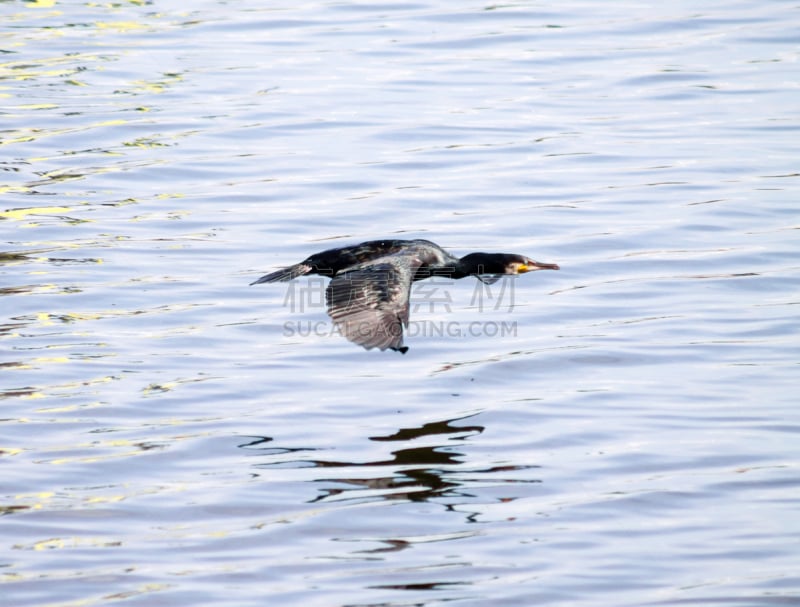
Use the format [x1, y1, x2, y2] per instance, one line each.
[251, 239, 559, 353]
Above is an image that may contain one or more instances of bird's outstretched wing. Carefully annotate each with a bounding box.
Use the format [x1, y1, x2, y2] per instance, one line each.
[326, 259, 420, 353]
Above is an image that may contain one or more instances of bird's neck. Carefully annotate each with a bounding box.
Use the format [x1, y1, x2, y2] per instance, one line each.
[422, 256, 481, 280]
[453, 253, 505, 278]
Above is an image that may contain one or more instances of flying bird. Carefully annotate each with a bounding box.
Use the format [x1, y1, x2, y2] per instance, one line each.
[251, 239, 559, 353]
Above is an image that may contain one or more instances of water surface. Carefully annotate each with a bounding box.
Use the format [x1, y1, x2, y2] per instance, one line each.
[2, 1, 798, 606]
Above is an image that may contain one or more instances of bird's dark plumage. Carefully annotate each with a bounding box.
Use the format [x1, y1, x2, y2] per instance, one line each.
[251, 239, 559, 353]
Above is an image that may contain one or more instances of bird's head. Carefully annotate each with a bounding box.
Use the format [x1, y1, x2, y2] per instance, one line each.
[459, 253, 560, 275]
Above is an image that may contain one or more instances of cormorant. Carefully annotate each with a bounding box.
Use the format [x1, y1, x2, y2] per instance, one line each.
[251, 239, 559, 353]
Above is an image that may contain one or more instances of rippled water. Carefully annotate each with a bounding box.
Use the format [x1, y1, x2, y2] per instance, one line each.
[2, 1, 798, 606]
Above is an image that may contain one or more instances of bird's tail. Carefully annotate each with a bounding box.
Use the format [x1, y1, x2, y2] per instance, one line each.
[250, 263, 312, 285]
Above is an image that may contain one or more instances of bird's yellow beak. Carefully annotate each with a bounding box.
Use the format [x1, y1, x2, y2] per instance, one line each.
[519, 260, 560, 273]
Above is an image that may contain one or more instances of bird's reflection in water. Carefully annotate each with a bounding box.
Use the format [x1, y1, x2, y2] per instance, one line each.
[239, 414, 541, 505]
